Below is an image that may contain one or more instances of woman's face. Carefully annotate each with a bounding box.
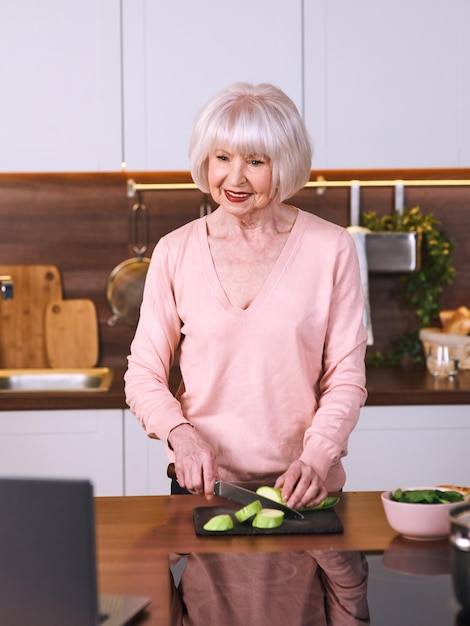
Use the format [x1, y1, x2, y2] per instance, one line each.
[207, 146, 273, 215]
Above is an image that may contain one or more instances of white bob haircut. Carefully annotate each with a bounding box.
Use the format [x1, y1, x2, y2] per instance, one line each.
[189, 82, 313, 202]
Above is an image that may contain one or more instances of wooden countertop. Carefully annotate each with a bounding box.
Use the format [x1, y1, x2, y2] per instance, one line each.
[365, 366, 470, 405]
[94, 492, 449, 625]
[1, 366, 469, 411]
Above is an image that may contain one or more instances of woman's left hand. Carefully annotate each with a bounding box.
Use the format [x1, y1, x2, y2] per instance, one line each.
[274, 459, 328, 511]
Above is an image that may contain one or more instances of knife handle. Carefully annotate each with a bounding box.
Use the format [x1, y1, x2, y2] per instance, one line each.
[167, 463, 177, 479]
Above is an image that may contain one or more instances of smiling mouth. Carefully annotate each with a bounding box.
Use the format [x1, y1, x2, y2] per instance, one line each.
[224, 189, 251, 203]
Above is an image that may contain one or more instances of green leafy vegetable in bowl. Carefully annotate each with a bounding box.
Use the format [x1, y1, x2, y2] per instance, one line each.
[391, 488, 464, 504]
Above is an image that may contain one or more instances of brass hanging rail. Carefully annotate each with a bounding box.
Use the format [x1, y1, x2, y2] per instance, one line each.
[127, 176, 470, 197]
[127, 180, 197, 196]
[305, 177, 470, 189]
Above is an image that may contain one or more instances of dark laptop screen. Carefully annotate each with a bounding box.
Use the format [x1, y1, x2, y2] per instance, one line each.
[0, 478, 99, 626]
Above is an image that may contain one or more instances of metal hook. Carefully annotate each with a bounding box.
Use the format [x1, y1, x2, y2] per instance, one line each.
[395, 180, 405, 214]
[350, 181, 361, 227]
[199, 197, 212, 217]
[131, 201, 149, 257]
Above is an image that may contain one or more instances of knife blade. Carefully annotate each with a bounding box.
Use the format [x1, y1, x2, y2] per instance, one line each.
[167, 464, 304, 520]
[214, 480, 304, 520]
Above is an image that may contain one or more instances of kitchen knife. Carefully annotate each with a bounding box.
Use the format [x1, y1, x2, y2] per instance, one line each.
[167, 464, 304, 520]
[214, 480, 304, 520]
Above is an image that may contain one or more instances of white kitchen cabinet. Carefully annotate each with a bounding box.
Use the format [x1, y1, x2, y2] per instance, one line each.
[304, 0, 470, 169]
[124, 0, 470, 170]
[121, 0, 303, 171]
[0, 409, 123, 496]
[2, 2, 469, 173]
[2, 404, 467, 497]
[0, 1, 122, 172]
[343, 405, 470, 491]
[124, 409, 170, 495]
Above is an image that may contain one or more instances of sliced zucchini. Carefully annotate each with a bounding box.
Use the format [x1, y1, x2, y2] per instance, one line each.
[255, 486, 284, 504]
[252, 508, 285, 529]
[234, 500, 263, 523]
[256, 485, 340, 512]
[203, 513, 234, 532]
[300, 496, 340, 511]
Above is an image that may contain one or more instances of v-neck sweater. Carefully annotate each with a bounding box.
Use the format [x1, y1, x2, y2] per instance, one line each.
[125, 208, 368, 490]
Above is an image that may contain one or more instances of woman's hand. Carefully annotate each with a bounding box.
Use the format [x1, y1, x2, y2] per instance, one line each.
[168, 424, 218, 498]
[274, 459, 328, 511]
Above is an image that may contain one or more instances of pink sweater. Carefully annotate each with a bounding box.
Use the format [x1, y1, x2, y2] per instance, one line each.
[125, 209, 367, 490]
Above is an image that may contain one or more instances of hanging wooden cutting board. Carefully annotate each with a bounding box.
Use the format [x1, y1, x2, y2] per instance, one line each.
[45, 299, 99, 368]
[0, 265, 63, 368]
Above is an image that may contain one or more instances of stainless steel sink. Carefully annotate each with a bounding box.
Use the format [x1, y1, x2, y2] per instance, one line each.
[0, 368, 113, 392]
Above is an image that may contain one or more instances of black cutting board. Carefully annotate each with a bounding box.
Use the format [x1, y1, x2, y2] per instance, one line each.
[193, 505, 343, 536]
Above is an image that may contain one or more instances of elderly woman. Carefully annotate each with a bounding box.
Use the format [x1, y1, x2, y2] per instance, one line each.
[125, 82, 367, 510]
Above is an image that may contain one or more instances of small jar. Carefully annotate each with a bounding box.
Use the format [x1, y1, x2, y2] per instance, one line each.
[426, 344, 459, 378]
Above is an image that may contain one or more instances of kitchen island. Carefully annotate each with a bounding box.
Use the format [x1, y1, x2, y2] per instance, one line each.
[95, 491, 463, 625]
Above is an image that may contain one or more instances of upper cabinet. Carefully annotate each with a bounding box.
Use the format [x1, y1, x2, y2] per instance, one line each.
[0, 0, 122, 172]
[121, 0, 303, 171]
[1, 1, 469, 172]
[304, 0, 470, 169]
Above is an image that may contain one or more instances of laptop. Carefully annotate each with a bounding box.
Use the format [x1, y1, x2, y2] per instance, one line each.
[0, 477, 151, 626]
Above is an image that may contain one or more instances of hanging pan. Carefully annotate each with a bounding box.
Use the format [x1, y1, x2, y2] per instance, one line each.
[106, 201, 150, 326]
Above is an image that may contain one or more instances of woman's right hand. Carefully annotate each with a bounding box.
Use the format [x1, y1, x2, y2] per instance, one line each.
[168, 423, 218, 498]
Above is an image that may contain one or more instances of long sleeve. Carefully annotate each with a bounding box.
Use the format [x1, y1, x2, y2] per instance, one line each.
[125, 230, 190, 443]
[299, 228, 367, 485]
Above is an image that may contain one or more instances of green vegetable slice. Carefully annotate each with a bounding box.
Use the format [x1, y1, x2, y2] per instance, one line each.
[300, 496, 340, 511]
[234, 500, 263, 523]
[203, 513, 234, 532]
[255, 486, 340, 512]
[256, 486, 284, 504]
[252, 508, 285, 529]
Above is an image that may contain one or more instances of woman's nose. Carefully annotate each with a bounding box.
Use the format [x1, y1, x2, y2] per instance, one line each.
[227, 161, 246, 186]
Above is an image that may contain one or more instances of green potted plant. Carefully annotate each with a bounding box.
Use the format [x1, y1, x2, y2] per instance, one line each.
[362, 206, 456, 366]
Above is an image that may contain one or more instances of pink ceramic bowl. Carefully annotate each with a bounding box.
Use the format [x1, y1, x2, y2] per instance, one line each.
[381, 487, 468, 541]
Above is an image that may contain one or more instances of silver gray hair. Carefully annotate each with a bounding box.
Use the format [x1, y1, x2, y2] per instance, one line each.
[189, 82, 313, 202]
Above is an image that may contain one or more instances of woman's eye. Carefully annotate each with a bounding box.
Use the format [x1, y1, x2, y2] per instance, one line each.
[216, 155, 228, 162]
[250, 159, 263, 166]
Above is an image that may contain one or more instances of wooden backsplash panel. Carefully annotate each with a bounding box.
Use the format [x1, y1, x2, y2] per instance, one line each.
[0, 173, 207, 368]
[0, 170, 469, 369]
